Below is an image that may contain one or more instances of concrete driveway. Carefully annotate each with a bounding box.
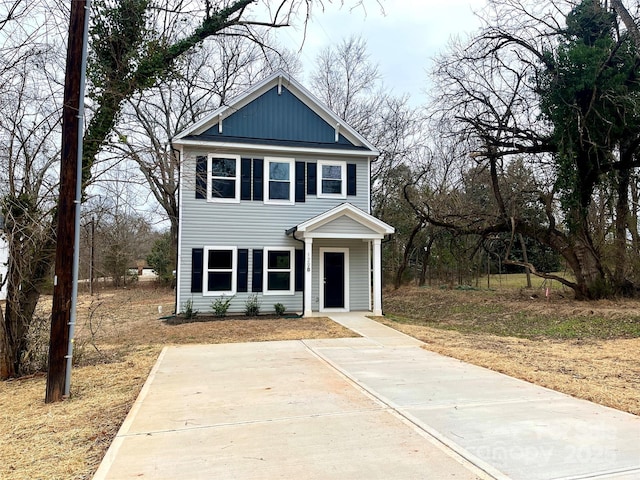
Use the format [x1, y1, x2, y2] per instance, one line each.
[93, 313, 640, 480]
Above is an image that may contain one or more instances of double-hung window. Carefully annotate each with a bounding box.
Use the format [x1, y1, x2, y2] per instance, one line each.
[209, 154, 240, 202]
[204, 246, 237, 296]
[264, 157, 294, 204]
[264, 247, 294, 295]
[317, 160, 346, 198]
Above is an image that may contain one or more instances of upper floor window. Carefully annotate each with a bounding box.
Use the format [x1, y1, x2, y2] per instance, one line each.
[204, 246, 237, 296]
[317, 160, 346, 199]
[209, 154, 240, 203]
[264, 157, 295, 205]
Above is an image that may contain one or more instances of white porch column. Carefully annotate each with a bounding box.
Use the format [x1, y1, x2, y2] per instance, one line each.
[304, 237, 313, 317]
[372, 238, 383, 316]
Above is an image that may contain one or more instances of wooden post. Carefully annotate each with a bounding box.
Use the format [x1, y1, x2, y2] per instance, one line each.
[46, 0, 87, 403]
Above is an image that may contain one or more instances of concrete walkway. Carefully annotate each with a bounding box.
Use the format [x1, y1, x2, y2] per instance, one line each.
[93, 313, 640, 480]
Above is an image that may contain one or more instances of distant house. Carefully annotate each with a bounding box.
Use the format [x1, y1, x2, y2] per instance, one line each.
[172, 71, 394, 316]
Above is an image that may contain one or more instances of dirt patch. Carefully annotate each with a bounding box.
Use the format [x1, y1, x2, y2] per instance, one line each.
[381, 286, 640, 415]
[1, 287, 357, 480]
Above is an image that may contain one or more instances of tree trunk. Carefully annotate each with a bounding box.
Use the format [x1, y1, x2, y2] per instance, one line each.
[0, 205, 55, 379]
[0, 258, 48, 378]
[418, 236, 436, 287]
[611, 0, 640, 53]
[0, 305, 13, 379]
[518, 233, 532, 288]
[394, 222, 422, 289]
[614, 166, 631, 292]
[630, 175, 640, 255]
[520, 220, 605, 300]
[568, 233, 606, 300]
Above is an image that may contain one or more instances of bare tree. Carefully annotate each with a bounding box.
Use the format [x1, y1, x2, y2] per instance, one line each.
[611, 0, 640, 51]
[0, 12, 64, 377]
[309, 35, 423, 216]
[106, 34, 302, 270]
[419, 0, 640, 299]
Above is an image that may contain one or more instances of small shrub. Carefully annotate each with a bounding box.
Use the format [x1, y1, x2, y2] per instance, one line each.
[274, 303, 286, 316]
[182, 298, 198, 319]
[244, 294, 261, 316]
[211, 295, 234, 317]
[455, 284, 478, 291]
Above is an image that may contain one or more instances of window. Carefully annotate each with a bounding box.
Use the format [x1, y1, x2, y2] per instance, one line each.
[264, 157, 294, 204]
[204, 247, 237, 295]
[317, 160, 346, 198]
[209, 155, 240, 202]
[263, 247, 294, 295]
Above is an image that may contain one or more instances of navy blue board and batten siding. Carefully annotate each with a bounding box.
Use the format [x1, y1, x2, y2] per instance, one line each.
[188, 86, 363, 150]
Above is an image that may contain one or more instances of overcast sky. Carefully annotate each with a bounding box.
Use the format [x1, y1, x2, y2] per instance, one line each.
[275, 0, 488, 106]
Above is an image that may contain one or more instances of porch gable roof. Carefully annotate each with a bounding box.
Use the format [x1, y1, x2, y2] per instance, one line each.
[287, 203, 394, 239]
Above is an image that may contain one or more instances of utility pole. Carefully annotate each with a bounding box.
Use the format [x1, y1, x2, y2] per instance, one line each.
[46, 0, 89, 403]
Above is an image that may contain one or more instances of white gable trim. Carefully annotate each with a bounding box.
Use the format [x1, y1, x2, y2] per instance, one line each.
[171, 139, 376, 159]
[172, 70, 379, 155]
[292, 203, 394, 238]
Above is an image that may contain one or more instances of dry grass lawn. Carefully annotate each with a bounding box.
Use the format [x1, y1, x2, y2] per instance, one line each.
[3, 283, 640, 479]
[0, 286, 356, 480]
[382, 286, 640, 416]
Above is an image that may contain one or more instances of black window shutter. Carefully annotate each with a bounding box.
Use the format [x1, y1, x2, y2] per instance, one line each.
[195, 156, 207, 199]
[252, 158, 263, 201]
[241, 158, 252, 201]
[295, 161, 305, 203]
[307, 162, 317, 195]
[237, 249, 249, 292]
[191, 248, 204, 293]
[295, 249, 304, 292]
[347, 163, 357, 196]
[252, 249, 263, 292]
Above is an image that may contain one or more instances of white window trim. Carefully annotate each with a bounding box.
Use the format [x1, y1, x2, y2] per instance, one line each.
[263, 247, 295, 295]
[264, 156, 295, 205]
[203, 246, 237, 296]
[317, 159, 346, 199]
[208, 154, 241, 203]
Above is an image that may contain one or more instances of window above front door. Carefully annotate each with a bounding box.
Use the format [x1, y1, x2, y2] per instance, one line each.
[317, 160, 346, 199]
[264, 157, 295, 205]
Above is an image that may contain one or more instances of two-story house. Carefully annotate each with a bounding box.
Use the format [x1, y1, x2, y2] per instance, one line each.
[172, 71, 394, 317]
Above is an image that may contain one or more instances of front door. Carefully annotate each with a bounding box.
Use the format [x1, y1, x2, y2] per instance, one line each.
[323, 251, 345, 309]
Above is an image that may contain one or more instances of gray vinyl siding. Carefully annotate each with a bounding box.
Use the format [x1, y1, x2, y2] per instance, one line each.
[310, 239, 370, 311]
[178, 148, 372, 314]
[312, 216, 377, 236]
